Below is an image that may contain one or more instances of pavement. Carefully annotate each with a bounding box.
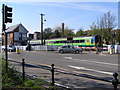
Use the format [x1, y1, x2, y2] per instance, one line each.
[83, 50, 119, 56]
[8, 61, 118, 89]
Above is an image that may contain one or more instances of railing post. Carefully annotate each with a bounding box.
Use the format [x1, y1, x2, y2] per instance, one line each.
[112, 72, 119, 90]
[22, 58, 25, 81]
[51, 64, 55, 86]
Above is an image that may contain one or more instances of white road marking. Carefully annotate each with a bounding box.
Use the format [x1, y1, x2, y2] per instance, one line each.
[64, 57, 72, 59]
[74, 59, 118, 66]
[68, 65, 113, 75]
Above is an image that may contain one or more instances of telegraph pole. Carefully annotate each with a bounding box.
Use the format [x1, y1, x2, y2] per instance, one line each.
[62, 23, 64, 34]
[40, 14, 44, 45]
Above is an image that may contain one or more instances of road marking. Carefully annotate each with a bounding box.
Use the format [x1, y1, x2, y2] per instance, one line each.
[73, 71, 99, 77]
[68, 65, 113, 75]
[74, 59, 118, 66]
[9, 58, 68, 71]
[64, 57, 72, 60]
[25, 61, 69, 71]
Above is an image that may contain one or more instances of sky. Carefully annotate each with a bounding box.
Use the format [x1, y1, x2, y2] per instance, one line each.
[0, 1, 118, 34]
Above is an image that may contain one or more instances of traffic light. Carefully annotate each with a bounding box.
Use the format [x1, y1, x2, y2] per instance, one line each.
[4, 5, 12, 23]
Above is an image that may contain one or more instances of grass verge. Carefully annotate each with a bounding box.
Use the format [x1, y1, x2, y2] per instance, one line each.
[2, 60, 58, 89]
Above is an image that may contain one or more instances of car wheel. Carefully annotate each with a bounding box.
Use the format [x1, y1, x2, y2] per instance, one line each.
[75, 50, 79, 54]
[59, 50, 64, 54]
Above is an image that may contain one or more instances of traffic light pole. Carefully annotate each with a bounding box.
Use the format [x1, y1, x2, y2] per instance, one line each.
[5, 31, 8, 72]
[2, 4, 8, 72]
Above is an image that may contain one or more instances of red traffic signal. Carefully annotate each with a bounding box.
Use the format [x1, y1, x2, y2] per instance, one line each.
[4, 5, 12, 23]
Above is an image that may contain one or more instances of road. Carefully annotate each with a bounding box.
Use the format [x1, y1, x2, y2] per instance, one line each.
[7, 51, 118, 80]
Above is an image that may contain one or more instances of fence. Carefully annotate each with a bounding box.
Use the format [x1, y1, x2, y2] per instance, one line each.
[108, 45, 120, 54]
[1, 45, 120, 54]
[15, 45, 60, 51]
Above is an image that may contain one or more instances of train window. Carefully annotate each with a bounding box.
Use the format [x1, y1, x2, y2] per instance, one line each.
[71, 40, 74, 43]
[56, 41, 59, 43]
[59, 41, 63, 43]
[63, 41, 67, 43]
[80, 40, 85, 43]
[74, 40, 79, 43]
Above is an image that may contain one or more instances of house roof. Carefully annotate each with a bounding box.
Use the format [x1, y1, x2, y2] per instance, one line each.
[6, 23, 28, 33]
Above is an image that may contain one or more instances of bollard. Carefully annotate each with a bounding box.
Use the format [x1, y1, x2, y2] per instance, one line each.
[22, 58, 25, 81]
[51, 64, 55, 86]
[16, 47, 20, 54]
[112, 72, 119, 90]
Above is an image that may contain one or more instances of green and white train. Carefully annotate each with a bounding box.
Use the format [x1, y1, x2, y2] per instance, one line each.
[30, 35, 101, 50]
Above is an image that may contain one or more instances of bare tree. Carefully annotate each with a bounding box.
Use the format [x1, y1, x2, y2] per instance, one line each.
[93, 11, 117, 44]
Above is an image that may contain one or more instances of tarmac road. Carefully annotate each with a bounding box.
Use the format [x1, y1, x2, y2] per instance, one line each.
[8, 51, 118, 79]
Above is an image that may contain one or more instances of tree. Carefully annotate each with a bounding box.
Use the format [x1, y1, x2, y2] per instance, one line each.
[116, 29, 120, 44]
[49, 30, 61, 38]
[44, 28, 52, 33]
[75, 28, 84, 36]
[43, 27, 52, 39]
[90, 11, 117, 44]
[64, 29, 74, 37]
[89, 22, 100, 35]
[53, 26, 63, 33]
[63, 26, 75, 37]
[97, 11, 117, 44]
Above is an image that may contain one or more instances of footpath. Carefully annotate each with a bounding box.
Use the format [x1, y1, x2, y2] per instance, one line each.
[8, 61, 117, 89]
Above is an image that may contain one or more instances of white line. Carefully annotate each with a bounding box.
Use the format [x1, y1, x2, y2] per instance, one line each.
[64, 57, 72, 59]
[74, 59, 118, 66]
[68, 65, 113, 75]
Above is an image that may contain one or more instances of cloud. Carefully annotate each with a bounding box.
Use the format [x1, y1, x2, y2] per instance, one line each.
[63, 3, 116, 12]
[10, 2, 116, 13]
[24, 2, 116, 13]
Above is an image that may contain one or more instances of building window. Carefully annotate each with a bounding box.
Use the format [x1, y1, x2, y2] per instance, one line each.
[7, 33, 10, 38]
[19, 33, 22, 40]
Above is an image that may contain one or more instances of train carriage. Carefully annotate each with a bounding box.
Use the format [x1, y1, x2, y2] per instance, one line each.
[30, 35, 101, 50]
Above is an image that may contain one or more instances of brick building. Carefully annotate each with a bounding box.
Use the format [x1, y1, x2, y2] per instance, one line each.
[2, 23, 28, 46]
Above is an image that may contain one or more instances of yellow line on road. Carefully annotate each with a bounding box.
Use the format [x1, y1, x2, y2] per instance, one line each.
[28, 61, 68, 71]
[8, 58, 68, 71]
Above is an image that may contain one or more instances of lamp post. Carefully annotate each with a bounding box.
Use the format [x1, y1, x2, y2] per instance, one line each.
[40, 14, 46, 45]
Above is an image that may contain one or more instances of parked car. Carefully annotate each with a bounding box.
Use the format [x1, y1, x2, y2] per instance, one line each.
[58, 45, 82, 54]
[1, 45, 16, 52]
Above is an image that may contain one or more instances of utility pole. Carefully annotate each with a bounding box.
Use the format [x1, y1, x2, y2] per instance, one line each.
[40, 14, 44, 45]
[62, 23, 64, 34]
